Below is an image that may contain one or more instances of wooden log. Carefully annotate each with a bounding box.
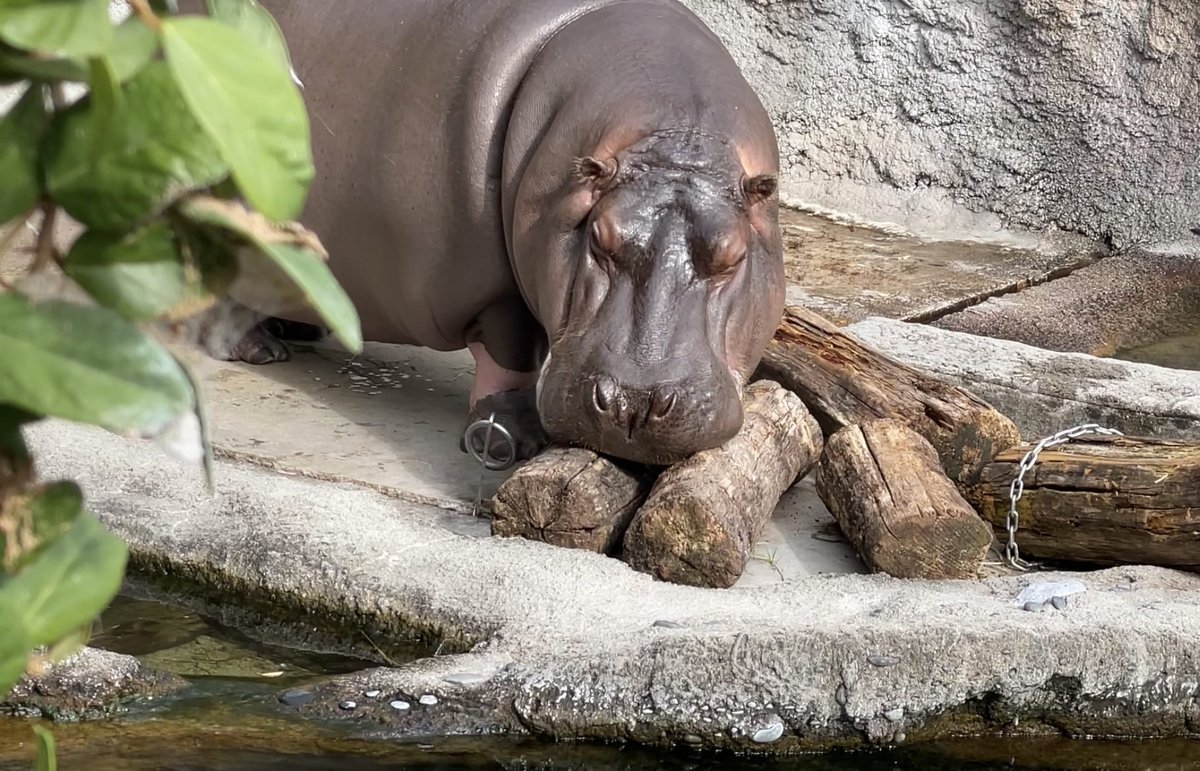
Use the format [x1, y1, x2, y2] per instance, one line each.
[815, 419, 994, 579]
[621, 380, 824, 589]
[756, 305, 1021, 484]
[491, 446, 652, 554]
[961, 435, 1200, 570]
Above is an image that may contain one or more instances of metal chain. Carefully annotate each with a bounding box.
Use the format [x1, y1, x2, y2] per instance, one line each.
[1005, 422, 1124, 570]
[464, 413, 517, 516]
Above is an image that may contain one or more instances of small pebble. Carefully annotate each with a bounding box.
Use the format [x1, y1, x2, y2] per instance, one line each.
[683, 734, 703, 745]
[752, 722, 785, 744]
[652, 619, 685, 629]
[895, 732, 906, 743]
[278, 687, 315, 707]
[867, 654, 900, 668]
[390, 700, 411, 711]
[642, 708, 654, 715]
[1050, 596, 1068, 610]
[339, 700, 357, 711]
[419, 694, 438, 706]
[1023, 601, 1046, 613]
[364, 690, 381, 698]
[747, 700, 759, 708]
[835, 685, 848, 706]
[883, 707, 904, 722]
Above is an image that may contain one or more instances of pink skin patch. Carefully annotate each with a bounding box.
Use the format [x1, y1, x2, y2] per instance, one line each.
[466, 342, 540, 408]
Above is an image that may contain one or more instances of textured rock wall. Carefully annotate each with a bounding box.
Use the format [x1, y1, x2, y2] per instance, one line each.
[682, 0, 1200, 246]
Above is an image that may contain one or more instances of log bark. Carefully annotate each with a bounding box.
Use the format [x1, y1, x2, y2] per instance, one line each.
[621, 380, 824, 589]
[757, 305, 1021, 484]
[490, 446, 652, 554]
[961, 435, 1200, 570]
[815, 419, 994, 580]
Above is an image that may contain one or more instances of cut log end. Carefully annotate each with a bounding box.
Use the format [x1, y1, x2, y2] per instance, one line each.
[623, 379, 825, 589]
[816, 419, 994, 580]
[491, 446, 651, 554]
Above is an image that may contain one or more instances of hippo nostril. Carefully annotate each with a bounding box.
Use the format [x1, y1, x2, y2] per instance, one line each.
[593, 375, 619, 415]
[649, 385, 678, 421]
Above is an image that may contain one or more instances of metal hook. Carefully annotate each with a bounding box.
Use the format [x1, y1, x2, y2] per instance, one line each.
[464, 413, 517, 517]
[464, 415, 517, 472]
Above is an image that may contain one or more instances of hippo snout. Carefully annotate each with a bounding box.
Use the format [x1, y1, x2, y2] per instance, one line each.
[591, 376, 679, 433]
[540, 365, 744, 466]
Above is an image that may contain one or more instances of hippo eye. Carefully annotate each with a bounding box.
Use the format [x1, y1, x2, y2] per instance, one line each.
[589, 221, 613, 260]
[707, 240, 747, 279]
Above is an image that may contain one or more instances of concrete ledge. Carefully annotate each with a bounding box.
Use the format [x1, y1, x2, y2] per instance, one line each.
[24, 420, 1200, 752]
[845, 318, 1200, 442]
[2, 647, 186, 721]
[930, 248, 1200, 357]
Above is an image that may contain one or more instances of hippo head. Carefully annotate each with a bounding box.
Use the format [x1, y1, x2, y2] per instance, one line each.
[521, 129, 785, 466]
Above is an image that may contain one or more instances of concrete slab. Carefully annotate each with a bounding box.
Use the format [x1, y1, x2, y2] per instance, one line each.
[845, 317, 1200, 442]
[931, 246, 1200, 357]
[187, 340, 864, 586]
[779, 209, 1097, 325]
[24, 419, 1200, 753]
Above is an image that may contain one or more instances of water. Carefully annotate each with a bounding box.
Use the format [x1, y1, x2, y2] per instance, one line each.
[1, 595, 1197, 770]
[1113, 330, 1200, 372]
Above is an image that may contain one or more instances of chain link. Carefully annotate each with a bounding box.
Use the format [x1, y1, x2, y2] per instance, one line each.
[1004, 423, 1124, 570]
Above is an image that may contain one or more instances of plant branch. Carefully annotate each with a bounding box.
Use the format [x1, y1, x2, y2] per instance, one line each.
[128, 0, 162, 31]
[31, 200, 60, 273]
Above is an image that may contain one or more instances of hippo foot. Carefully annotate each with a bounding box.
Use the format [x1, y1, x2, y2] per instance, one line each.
[228, 325, 291, 365]
[261, 317, 327, 342]
[459, 388, 548, 465]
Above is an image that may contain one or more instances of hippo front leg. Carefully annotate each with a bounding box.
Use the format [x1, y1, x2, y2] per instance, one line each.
[460, 299, 549, 464]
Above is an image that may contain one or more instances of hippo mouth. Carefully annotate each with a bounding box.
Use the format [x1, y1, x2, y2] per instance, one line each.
[536, 352, 746, 466]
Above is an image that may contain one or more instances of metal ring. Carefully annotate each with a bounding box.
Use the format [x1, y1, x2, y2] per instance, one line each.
[464, 417, 517, 471]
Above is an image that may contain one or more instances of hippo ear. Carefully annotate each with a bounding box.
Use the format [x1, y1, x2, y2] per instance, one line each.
[742, 173, 778, 206]
[573, 156, 619, 189]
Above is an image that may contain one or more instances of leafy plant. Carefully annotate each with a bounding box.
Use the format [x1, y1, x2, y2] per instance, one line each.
[0, 0, 361, 763]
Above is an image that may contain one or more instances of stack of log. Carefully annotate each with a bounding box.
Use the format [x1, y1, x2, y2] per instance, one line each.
[491, 305, 1200, 587]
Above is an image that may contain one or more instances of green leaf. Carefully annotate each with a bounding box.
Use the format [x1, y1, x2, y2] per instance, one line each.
[63, 222, 189, 321]
[0, 49, 87, 82]
[0, 596, 30, 696]
[0, 17, 158, 85]
[178, 196, 362, 353]
[43, 61, 229, 232]
[85, 54, 121, 166]
[1, 512, 126, 647]
[0, 293, 193, 435]
[33, 723, 57, 771]
[203, 0, 292, 76]
[0, 404, 35, 478]
[161, 16, 313, 221]
[0, 0, 112, 59]
[2, 481, 86, 573]
[108, 17, 158, 84]
[0, 85, 47, 226]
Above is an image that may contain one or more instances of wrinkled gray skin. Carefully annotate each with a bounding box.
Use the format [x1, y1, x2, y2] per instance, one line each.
[204, 0, 785, 466]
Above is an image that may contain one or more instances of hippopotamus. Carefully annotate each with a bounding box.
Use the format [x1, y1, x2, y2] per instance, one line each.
[207, 0, 786, 467]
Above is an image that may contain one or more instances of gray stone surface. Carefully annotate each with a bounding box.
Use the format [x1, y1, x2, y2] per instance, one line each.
[846, 317, 1200, 441]
[932, 246, 1200, 356]
[680, 0, 1200, 248]
[2, 646, 186, 721]
[23, 419, 1200, 751]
